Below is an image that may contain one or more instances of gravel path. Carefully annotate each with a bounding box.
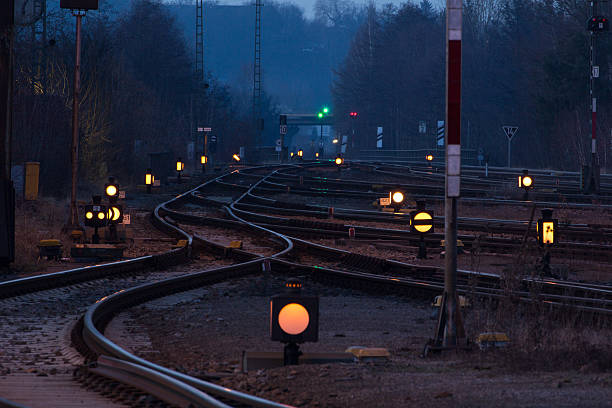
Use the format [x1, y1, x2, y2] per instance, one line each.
[111, 275, 612, 408]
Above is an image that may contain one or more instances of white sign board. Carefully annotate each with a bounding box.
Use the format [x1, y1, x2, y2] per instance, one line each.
[275, 139, 282, 152]
[593, 66, 600, 78]
[379, 197, 391, 206]
[118, 190, 126, 199]
[122, 214, 131, 225]
[153, 179, 161, 187]
[376, 127, 383, 149]
[502, 125, 519, 141]
[419, 121, 426, 134]
[437, 120, 445, 147]
[280, 125, 288, 135]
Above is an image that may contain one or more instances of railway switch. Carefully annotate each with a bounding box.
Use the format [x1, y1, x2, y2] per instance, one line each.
[410, 201, 434, 259]
[270, 278, 319, 365]
[518, 169, 533, 200]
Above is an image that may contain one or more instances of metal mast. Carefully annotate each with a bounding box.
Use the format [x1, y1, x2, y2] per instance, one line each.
[253, 0, 262, 150]
[32, 0, 47, 93]
[195, 0, 204, 83]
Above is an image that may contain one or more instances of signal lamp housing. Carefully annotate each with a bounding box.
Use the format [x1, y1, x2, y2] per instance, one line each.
[537, 209, 557, 246]
[518, 169, 533, 189]
[84, 204, 107, 227]
[270, 282, 319, 344]
[410, 200, 434, 234]
[107, 205, 123, 224]
[104, 177, 118, 198]
[297, 150, 303, 157]
[176, 159, 185, 172]
[391, 191, 405, 211]
[200, 155, 208, 164]
[145, 169, 153, 185]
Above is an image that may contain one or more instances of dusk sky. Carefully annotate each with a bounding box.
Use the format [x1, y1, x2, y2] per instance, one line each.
[176, 0, 443, 19]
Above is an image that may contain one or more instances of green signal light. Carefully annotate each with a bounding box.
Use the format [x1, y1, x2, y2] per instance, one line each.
[318, 112, 323, 118]
[323, 107, 329, 114]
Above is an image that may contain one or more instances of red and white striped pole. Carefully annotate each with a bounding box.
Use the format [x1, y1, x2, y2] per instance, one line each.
[592, 97, 597, 155]
[442, 0, 465, 347]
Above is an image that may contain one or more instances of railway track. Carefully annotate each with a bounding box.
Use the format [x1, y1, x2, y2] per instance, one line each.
[1, 163, 610, 407]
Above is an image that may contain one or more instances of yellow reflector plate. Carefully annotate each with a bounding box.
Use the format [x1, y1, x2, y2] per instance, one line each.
[542, 221, 554, 244]
[278, 303, 309, 335]
[228, 240, 243, 249]
[39, 239, 61, 247]
[477, 332, 510, 343]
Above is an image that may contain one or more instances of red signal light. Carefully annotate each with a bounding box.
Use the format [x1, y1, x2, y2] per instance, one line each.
[349, 112, 358, 117]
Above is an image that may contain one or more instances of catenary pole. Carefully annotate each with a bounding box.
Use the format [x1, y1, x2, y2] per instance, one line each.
[68, 10, 84, 229]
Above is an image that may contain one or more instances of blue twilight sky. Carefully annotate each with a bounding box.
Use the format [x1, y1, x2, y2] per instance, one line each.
[170, 0, 445, 19]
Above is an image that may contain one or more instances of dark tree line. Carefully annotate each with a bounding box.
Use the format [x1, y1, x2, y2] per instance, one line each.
[333, 0, 612, 170]
[12, 0, 264, 197]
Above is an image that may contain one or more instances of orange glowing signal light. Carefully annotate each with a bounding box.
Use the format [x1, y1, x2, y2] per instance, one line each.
[278, 303, 310, 335]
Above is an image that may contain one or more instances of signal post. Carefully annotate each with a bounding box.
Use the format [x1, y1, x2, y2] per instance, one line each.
[425, 0, 467, 354]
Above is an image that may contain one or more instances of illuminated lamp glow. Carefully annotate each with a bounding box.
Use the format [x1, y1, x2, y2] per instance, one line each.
[335, 157, 343, 165]
[522, 176, 533, 188]
[107, 206, 121, 222]
[97, 212, 105, 220]
[85, 211, 93, 219]
[392, 191, 404, 204]
[232, 154, 241, 162]
[539, 221, 555, 244]
[145, 173, 153, 185]
[278, 303, 310, 335]
[105, 185, 117, 197]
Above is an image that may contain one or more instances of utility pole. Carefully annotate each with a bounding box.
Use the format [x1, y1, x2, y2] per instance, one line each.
[425, 0, 466, 354]
[68, 9, 85, 230]
[61, 0, 98, 230]
[0, 0, 15, 268]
